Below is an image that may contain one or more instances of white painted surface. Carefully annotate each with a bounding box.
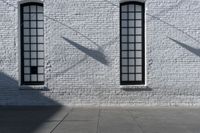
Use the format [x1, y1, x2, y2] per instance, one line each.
[0, 0, 200, 106]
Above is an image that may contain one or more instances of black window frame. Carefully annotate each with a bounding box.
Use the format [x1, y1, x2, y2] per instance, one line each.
[20, 2, 44, 85]
[120, 1, 145, 85]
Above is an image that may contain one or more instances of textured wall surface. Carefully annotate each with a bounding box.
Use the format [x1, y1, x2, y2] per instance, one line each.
[0, 0, 200, 106]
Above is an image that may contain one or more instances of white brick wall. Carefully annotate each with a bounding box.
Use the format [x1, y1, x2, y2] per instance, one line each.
[0, 0, 200, 106]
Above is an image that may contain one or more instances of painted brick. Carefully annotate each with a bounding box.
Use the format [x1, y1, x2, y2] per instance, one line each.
[0, 0, 200, 106]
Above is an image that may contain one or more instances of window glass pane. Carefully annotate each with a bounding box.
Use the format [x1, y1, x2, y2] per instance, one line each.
[24, 52, 30, 58]
[129, 5, 134, 11]
[24, 67, 30, 74]
[136, 66, 142, 73]
[24, 37, 30, 43]
[136, 13, 142, 19]
[31, 52, 36, 58]
[37, 14, 43, 20]
[136, 5, 142, 11]
[122, 36, 127, 42]
[121, 13, 127, 19]
[122, 44, 128, 50]
[38, 67, 44, 73]
[37, 21, 43, 28]
[31, 74, 37, 81]
[136, 59, 142, 65]
[129, 66, 135, 73]
[136, 20, 141, 27]
[136, 28, 141, 34]
[136, 36, 141, 42]
[31, 66, 38, 74]
[38, 59, 44, 66]
[122, 51, 128, 58]
[30, 5, 36, 12]
[24, 45, 30, 51]
[129, 74, 135, 81]
[38, 37, 44, 43]
[121, 5, 127, 12]
[23, 6, 29, 12]
[129, 44, 134, 50]
[31, 37, 36, 43]
[136, 51, 142, 58]
[24, 29, 29, 35]
[31, 21, 36, 28]
[23, 21, 29, 28]
[129, 21, 134, 27]
[38, 52, 44, 58]
[122, 59, 128, 65]
[23, 14, 29, 20]
[38, 44, 44, 50]
[136, 43, 142, 50]
[38, 29, 43, 35]
[129, 28, 134, 35]
[31, 29, 36, 35]
[122, 28, 127, 35]
[129, 13, 134, 19]
[24, 60, 30, 66]
[122, 74, 128, 81]
[37, 6, 43, 12]
[31, 45, 37, 51]
[122, 21, 127, 27]
[122, 67, 128, 73]
[136, 74, 142, 81]
[38, 75, 44, 81]
[24, 75, 30, 81]
[129, 51, 134, 58]
[129, 59, 134, 65]
[31, 60, 37, 66]
[129, 36, 134, 42]
[30, 14, 36, 20]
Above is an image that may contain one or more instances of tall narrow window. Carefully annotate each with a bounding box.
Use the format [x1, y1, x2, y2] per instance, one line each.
[120, 2, 145, 85]
[20, 3, 44, 85]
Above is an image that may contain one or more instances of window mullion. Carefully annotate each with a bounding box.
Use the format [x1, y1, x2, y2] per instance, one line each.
[127, 5, 129, 81]
[134, 4, 136, 81]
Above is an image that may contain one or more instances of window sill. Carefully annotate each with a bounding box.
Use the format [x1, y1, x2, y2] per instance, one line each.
[19, 85, 48, 90]
[120, 84, 152, 91]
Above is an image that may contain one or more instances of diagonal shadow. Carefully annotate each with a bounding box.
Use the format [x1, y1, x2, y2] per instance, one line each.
[62, 36, 109, 65]
[147, 0, 186, 22]
[0, 71, 72, 133]
[147, 13, 200, 44]
[51, 55, 88, 80]
[49, 36, 118, 79]
[103, 0, 118, 7]
[169, 37, 200, 57]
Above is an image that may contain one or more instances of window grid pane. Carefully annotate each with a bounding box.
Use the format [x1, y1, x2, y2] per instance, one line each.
[120, 2, 145, 85]
[21, 3, 44, 85]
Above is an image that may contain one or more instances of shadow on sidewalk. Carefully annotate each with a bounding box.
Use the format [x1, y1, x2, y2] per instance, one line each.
[0, 72, 70, 133]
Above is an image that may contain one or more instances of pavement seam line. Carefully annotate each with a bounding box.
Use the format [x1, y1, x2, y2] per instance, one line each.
[96, 107, 101, 133]
[128, 110, 145, 133]
[50, 108, 73, 133]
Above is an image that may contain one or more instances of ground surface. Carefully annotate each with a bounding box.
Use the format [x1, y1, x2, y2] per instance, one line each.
[0, 106, 200, 133]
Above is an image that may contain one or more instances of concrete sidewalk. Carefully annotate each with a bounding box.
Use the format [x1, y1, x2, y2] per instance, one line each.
[0, 106, 200, 133]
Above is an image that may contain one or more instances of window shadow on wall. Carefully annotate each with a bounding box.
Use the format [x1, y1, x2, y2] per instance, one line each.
[62, 36, 109, 65]
[169, 38, 200, 57]
[121, 87, 152, 92]
[0, 72, 69, 133]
